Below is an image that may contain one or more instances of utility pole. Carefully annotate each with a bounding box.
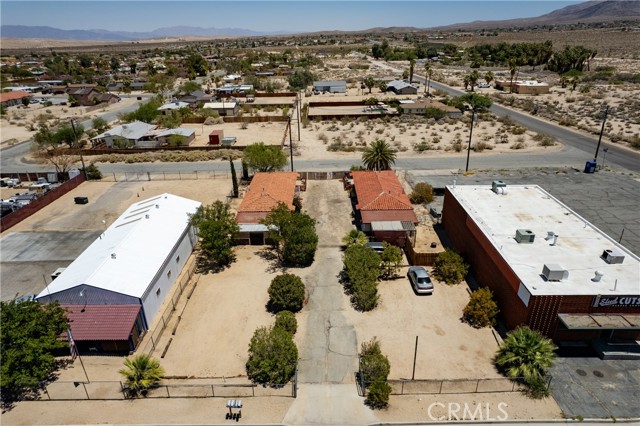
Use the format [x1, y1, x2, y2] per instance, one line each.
[297, 91, 302, 141]
[594, 104, 609, 162]
[465, 111, 476, 173]
[288, 116, 294, 172]
[70, 119, 86, 177]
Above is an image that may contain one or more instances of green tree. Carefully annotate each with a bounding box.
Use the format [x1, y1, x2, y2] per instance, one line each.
[424, 61, 433, 96]
[110, 57, 120, 74]
[246, 326, 298, 385]
[262, 203, 318, 267]
[288, 69, 316, 91]
[121, 96, 163, 123]
[184, 54, 210, 76]
[268, 273, 306, 313]
[21, 96, 30, 107]
[468, 69, 480, 91]
[341, 229, 368, 248]
[508, 57, 519, 93]
[380, 243, 403, 279]
[364, 76, 376, 94]
[361, 139, 397, 171]
[366, 380, 392, 409]
[1, 300, 69, 405]
[484, 71, 495, 85]
[409, 182, 434, 204]
[118, 354, 164, 397]
[463, 287, 499, 328]
[495, 326, 557, 398]
[188, 201, 239, 269]
[433, 248, 469, 284]
[84, 163, 103, 180]
[274, 311, 297, 335]
[343, 244, 381, 311]
[452, 93, 493, 112]
[179, 80, 201, 95]
[243, 142, 288, 172]
[92, 117, 108, 132]
[408, 57, 416, 82]
[359, 337, 391, 409]
[230, 159, 239, 198]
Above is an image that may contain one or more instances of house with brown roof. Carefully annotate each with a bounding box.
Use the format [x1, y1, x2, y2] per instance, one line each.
[351, 170, 418, 246]
[235, 172, 300, 244]
[68, 87, 100, 106]
[0, 90, 32, 108]
[400, 99, 461, 116]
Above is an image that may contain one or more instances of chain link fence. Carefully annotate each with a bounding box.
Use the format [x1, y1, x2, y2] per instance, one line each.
[107, 170, 230, 182]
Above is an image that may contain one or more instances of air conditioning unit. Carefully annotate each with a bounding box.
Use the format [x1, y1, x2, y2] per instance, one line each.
[602, 249, 625, 264]
[492, 180, 507, 194]
[515, 229, 535, 244]
[542, 264, 569, 281]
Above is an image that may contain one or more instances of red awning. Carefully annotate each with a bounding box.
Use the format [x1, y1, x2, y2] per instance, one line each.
[62, 304, 141, 341]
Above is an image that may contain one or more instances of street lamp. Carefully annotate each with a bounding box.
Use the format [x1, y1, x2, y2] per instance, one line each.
[465, 111, 477, 173]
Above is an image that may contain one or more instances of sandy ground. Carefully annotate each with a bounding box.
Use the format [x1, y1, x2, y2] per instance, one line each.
[182, 120, 287, 147]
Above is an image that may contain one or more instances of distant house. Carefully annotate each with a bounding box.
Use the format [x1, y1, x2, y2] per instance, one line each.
[386, 80, 419, 95]
[158, 101, 190, 115]
[313, 80, 347, 93]
[235, 172, 300, 245]
[216, 84, 253, 95]
[400, 99, 461, 116]
[203, 101, 239, 116]
[151, 128, 196, 146]
[67, 87, 100, 106]
[0, 90, 32, 108]
[90, 121, 194, 148]
[96, 93, 121, 105]
[495, 80, 550, 95]
[351, 171, 418, 247]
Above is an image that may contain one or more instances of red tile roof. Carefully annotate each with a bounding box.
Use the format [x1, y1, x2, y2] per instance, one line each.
[0, 90, 32, 102]
[237, 172, 298, 222]
[352, 171, 418, 223]
[62, 304, 141, 341]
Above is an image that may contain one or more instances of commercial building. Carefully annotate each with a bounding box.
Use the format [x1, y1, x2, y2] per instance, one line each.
[350, 171, 418, 246]
[495, 80, 550, 95]
[442, 183, 640, 349]
[37, 194, 201, 353]
[235, 172, 300, 245]
[313, 80, 347, 93]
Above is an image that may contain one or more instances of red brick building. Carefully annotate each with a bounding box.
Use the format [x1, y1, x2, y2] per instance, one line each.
[442, 183, 640, 349]
[351, 171, 418, 246]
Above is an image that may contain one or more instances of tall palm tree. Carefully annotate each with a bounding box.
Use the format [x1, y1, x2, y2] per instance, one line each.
[495, 326, 557, 388]
[508, 57, 519, 94]
[119, 354, 165, 397]
[408, 57, 416, 83]
[484, 71, 494, 85]
[424, 61, 433, 96]
[361, 139, 397, 171]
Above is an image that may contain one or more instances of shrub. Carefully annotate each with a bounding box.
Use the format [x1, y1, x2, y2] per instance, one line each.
[409, 182, 434, 204]
[246, 326, 298, 385]
[83, 163, 102, 180]
[366, 380, 392, 409]
[343, 244, 381, 311]
[463, 287, 499, 328]
[433, 249, 469, 284]
[342, 230, 368, 248]
[268, 274, 305, 313]
[424, 107, 446, 120]
[380, 243, 403, 279]
[274, 311, 297, 335]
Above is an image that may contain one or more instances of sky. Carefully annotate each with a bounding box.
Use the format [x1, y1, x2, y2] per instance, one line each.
[1, 1, 582, 33]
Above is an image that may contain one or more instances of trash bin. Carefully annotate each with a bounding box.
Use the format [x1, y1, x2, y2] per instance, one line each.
[584, 161, 597, 174]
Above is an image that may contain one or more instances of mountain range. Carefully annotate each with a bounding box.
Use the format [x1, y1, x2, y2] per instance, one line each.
[1, 0, 639, 41]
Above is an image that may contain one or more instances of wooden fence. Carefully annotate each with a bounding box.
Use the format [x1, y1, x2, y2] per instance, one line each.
[0, 173, 86, 232]
[404, 239, 442, 266]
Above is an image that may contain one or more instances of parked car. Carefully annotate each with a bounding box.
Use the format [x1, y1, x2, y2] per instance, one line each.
[407, 266, 434, 294]
[476, 83, 490, 88]
[365, 241, 385, 254]
[6, 178, 21, 188]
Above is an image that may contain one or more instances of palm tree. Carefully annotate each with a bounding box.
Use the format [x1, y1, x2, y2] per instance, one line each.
[424, 61, 433, 96]
[342, 230, 368, 248]
[364, 76, 376, 94]
[119, 354, 165, 397]
[361, 139, 397, 171]
[508, 57, 518, 94]
[468, 70, 480, 92]
[495, 326, 557, 396]
[484, 71, 494, 85]
[463, 75, 471, 91]
[408, 57, 416, 83]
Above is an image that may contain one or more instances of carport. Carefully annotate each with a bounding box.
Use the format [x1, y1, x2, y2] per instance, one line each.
[370, 220, 416, 247]
[235, 224, 270, 245]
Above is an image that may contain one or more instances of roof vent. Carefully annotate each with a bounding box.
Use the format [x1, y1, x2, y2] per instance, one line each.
[602, 248, 625, 264]
[155, 204, 159, 209]
[111, 253, 117, 259]
[592, 270, 604, 282]
[492, 180, 507, 194]
[515, 229, 535, 244]
[545, 231, 559, 246]
[541, 264, 569, 281]
[145, 214, 149, 219]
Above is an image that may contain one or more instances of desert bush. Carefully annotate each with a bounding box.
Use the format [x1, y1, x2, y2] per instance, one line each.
[246, 326, 297, 385]
[433, 249, 469, 284]
[274, 311, 298, 335]
[533, 133, 557, 147]
[413, 141, 431, 152]
[409, 182, 434, 204]
[359, 337, 391, 409]
[452, 140, 463, 152]
[83, 163, 103, 180]
[463, 287, 499, 328]
[267, 274, 305, 313]
[510, 141, 526, 150]
[366, 381, 392, 409]
[343, 244, 381, 311]
[473, 141, 493, 152]
[510, 126, 527, 135]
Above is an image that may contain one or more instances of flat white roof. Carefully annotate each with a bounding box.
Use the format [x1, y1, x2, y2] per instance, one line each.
[447, 185, 640, 297]
[37, 193, 201, 299]
[203, 102, 237, 109]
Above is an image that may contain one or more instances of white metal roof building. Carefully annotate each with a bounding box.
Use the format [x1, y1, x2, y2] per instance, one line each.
[313, 81, 347, 93]
[442, 183, 640, 343]
[37, 193, 201, 329]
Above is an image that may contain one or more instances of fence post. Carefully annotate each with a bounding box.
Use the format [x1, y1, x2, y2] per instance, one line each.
[147, 171, 151, 181]
[43, 384, 51, 400]
[179, 171, 181, 180]
[82, 382, 90, 400]
[166, 385, 170, 398]
[438, 380, 443, 394]
[475, 379, 480, 393]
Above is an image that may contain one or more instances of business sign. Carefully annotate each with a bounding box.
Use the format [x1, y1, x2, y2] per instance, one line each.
[592, 295, 640, 308]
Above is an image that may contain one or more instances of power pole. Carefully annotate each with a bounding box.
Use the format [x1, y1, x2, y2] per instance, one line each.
[594, 104, 609, 162]
[288, 116, 294, 172]
[465, 111, 476, 173]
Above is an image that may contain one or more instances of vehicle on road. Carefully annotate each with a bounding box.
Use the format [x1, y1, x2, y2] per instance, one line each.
[407, 266, 434, 294]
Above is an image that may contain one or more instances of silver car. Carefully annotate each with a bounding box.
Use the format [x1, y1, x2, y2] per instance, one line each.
[407, 266, 434, 294]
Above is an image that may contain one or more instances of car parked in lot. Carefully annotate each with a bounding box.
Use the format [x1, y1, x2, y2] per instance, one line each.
[407, 266, 434, 294]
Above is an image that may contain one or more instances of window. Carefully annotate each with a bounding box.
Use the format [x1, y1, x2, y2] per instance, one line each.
[167, 270, 172, 279]
[176, 256, 180, 263]
[156, 288, 161, 297]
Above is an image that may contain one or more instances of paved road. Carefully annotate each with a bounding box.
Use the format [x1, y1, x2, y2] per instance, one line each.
[284, 180, 378, 425]
[371, 60, 640, 172]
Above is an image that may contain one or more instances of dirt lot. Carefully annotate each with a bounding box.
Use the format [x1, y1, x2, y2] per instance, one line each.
[182, 120, 287, 147]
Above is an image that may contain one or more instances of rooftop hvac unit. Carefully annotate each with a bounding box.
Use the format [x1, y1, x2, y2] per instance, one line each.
[492, 180, 507, 194]
[602, 248, 625, 264]
[542, 264, 569, 282]
[515, 229, 535, 244]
